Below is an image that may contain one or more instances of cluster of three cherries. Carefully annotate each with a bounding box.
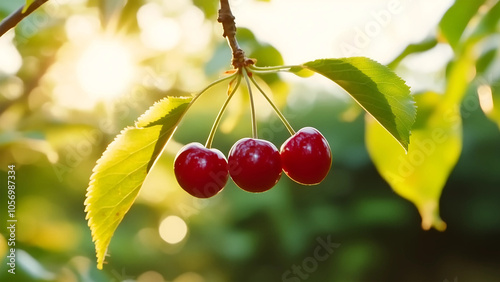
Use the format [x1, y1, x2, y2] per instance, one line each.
[174, 127, 332, 198]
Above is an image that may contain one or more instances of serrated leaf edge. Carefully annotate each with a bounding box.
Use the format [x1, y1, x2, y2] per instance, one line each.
[302, 57, 416, 151]
[84, 96, 192, 269]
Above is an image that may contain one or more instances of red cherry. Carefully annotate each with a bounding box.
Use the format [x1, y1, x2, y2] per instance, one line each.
[280, 127, 332, 185]
[174, 142, 228, 198]
[228, 138, 282, 193]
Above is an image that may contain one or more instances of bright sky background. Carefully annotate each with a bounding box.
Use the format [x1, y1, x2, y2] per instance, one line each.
[232, 0, 455, 94]
[0, 0, 456, 106]
[233, 0, 454, 64]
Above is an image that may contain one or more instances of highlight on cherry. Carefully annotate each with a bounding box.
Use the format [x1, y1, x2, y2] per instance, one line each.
[173, 63, 333, 198]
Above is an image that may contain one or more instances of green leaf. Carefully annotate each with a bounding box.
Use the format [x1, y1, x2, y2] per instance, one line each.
[469, 1, 500, 40]
[116, 0, 142, 33]
[366, 92, 462, 231]
[387, 38, 438, 69]
[192, 0, 218, 18]
[84, 96, 192, 269]
[249, 44, 284, 85]
[289, 66, 315, 78]
[438, 0, 487, 49]
[302, 57, 416, 151]
[22, 0, 35, 13]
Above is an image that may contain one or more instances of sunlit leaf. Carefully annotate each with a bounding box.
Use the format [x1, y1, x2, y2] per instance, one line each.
[469, 1, 500, 40]
[387, 38, 438, 69]
[116, 0, 141, 33]
[366, 92, 462, 231]
[22, 0, 35, 13]
[0, 129, 58, 163]
[302, 57, 416, 151]
[192, 0, 218, 18]
[84, 96, 192, 269]
[249, 44, 283, 85]
[101, 0, 125, 29]
[438, 0, 487, 49]
[442, 45, 477, 107]
[289, 66, 315, 78]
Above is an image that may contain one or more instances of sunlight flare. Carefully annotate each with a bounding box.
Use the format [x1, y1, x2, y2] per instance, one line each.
[76, 39, 134, 100]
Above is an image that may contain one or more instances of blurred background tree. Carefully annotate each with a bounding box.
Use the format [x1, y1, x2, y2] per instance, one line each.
[0, 0, 499, 281]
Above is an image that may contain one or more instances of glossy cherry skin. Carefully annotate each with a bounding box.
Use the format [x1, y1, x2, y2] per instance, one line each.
[174, 142, 228, 198]
[228, 138, 282, 193]
[280, 127, 332, 185]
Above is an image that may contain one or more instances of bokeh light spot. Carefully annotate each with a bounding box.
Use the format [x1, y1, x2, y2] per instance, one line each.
[478, 84, 494, 114]
[159, 215, 188, 244]
[141, 18, 181, 50]
[173, 272, 205, 282]
[0, 30, 22, 75]
[137, 271, 166, 282]
[138, 3, 181, 50]
[65, 14, 100, 43]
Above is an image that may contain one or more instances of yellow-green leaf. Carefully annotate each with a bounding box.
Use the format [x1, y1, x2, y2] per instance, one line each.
[438, 0, 487, 49]
[366, 92, 462, 231]
[303, 57, 416, 151]
[84, 96, 192, 269]
[22, 0, 35, 13]
[289, 65, 315, 78]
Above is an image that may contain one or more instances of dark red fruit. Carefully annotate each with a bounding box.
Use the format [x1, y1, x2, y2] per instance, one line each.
[280, 127, 332, 185]
[174, 142, 228, 198]
[228, 138, 282, 193]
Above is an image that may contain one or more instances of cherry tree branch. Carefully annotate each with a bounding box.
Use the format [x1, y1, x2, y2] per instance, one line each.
[0, 0, 49, 38]
[218, 0, 254, 69]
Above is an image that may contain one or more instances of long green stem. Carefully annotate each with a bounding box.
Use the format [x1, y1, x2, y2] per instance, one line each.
[249, 64, 299, 71]
[249, 74, 296, 136]
[243, 68, 258, 139]
[177, 73, 238, 129]
[249, 69, 294, 75]
[205, 75, 242, 148]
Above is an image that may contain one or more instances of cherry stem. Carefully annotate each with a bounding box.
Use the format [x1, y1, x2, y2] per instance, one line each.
[176, 72, 238, 125]
[205, 74, 242, 148]
[192, 72, 238, 102]
[243, 68, 258, 139]
[248, 74, 296, 136]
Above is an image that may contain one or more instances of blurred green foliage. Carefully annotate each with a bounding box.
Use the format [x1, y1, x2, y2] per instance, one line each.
[1, 0, 499, 282]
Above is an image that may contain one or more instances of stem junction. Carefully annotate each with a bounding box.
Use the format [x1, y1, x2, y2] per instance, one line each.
[218, 0, 255, 69]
